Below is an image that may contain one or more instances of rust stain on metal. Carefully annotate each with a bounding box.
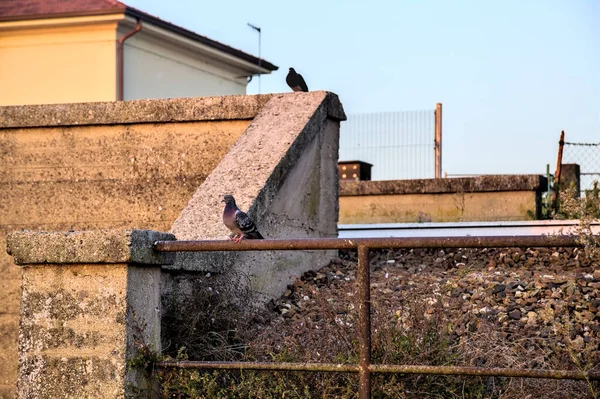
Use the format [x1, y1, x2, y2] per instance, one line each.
[155, 361, 600, 381]
[357, 245, 372, 399]
[155, 361, 358, 373]
[154, 235, 583, 252]
[371, 364, 600, 380]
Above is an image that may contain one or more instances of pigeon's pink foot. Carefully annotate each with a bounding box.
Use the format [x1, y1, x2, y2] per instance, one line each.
[234, 235, 244, 244]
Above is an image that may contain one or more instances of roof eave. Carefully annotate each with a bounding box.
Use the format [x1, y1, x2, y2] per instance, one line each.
[0, 5, 278, 73]
[124, 7, 278, 72]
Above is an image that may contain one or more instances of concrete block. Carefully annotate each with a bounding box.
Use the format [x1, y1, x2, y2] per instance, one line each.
[560, 164, 580, 196]
[7, 229, 175, 265]
[6, 229, 174, 399]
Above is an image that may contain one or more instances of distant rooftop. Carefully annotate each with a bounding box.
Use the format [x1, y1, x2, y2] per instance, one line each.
[0, 0, 278, 72]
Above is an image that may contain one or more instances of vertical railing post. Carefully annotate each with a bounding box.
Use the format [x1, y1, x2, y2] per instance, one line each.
[357, 245, 372, 398]
[434, 103, 442, 178]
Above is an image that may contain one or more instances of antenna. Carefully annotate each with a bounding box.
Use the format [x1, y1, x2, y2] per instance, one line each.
[247, 23, 262, 94]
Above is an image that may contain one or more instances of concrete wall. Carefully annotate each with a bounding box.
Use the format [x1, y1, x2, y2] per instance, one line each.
[340, 175, 547, 224]
[0, 94, 271, 398]
[123, 29, 248, 100]
[0, 17, 121, 106]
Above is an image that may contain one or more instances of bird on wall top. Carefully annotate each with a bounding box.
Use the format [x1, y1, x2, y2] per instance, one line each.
[286, 67, 309, 92]
[222, 194, 264, 243]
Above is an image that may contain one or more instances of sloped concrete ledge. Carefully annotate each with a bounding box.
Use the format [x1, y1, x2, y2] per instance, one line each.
[7, 229, 175, 265]
[341, 175, 548, 196]
[0, 94, 275, 128]
[169, 91, 345, 300]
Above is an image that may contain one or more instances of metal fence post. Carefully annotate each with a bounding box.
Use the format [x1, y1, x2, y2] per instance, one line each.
[435, 103, 442, 178]
[357, 245, 372, 398]
[553, 130, 565, 212]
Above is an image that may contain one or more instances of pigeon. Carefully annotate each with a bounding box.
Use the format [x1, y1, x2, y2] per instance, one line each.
[286, 67, 309, 92]
[222, 194, 264, 243]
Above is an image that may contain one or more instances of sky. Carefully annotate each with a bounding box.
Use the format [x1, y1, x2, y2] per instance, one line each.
[126, 0, 599, 177]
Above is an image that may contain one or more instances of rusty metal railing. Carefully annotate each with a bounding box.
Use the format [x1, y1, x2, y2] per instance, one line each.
[153, 235, 599, 399]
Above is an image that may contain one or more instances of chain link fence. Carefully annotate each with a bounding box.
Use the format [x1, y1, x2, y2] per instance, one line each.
[562, 141, 600, 195]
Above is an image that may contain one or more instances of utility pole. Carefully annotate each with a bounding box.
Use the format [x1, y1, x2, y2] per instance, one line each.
[247, 23, 262, 94]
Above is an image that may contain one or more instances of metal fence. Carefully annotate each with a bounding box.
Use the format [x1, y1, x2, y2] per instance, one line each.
[153, 235, 599, 399]
[339, 105, 441, 181]
[562, 140, 600, 194]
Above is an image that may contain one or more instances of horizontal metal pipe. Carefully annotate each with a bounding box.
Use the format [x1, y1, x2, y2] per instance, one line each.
[154, 361, 600, 381]
[371, 364, 600, 380]
[154, 235, 584, 252]
[155, 361, 358, 373]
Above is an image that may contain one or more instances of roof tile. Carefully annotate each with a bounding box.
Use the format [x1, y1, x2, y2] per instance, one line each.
[0, 0, 125, 20]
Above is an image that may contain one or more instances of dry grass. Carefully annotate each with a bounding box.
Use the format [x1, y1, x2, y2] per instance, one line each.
[155, 266, 599, 398]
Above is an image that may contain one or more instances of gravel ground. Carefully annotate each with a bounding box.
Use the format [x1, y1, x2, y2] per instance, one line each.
[246, 246, 600, 397]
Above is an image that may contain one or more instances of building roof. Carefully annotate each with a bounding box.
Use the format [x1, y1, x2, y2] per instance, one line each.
[0, 0, 278, 72]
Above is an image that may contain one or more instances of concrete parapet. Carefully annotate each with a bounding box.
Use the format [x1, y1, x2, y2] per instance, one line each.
[0, 94, 274, 128]
[340, 175, 548, 223]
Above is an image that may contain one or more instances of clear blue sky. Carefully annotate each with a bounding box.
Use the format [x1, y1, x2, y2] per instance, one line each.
[127, 0, 599, 177]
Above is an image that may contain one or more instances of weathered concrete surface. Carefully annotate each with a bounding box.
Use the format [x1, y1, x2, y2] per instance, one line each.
[7, 230, 172, 399]
[340, 175, 547, 196]
[0, 121, 249, 231]
[0, 94, 273, 128]
[340, 175, 547, 223]
[7, 230, 175, 266]
[169, 91, 345, 301]
[0, 94, 268, 398]
[340, 191, 540, 224]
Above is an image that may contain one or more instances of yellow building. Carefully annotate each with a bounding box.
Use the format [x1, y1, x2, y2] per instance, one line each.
[0, 0, 278, 106]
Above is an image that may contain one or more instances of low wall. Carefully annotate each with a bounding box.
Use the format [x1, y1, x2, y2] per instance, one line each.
[0, 92, 342, 398]
[0, 95, 267, 398]
[340, 175, 547, 224]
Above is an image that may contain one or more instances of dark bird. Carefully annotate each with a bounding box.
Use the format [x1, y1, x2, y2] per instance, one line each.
[222, 195, 264, 243]
[286, 67, 309, 92]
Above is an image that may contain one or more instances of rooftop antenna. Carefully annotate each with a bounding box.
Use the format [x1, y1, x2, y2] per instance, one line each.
[247, 23, 261, 94]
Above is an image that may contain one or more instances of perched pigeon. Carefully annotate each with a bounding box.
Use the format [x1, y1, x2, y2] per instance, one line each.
[222, 194, 264, 243]
[286, 67, 309, 92]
